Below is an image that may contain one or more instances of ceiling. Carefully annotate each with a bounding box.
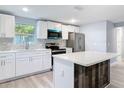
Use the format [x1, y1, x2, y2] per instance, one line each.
[0, 5, 124, 26]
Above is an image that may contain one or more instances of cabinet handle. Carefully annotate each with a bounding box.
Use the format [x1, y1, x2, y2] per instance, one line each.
[29, 58, 30, 62]
[61, 70, 64, 77]
[31, 57, 32, 61]
[4, 60, 5, 66]
[29, 57, 32, 62]
[1, 61, 3, 66]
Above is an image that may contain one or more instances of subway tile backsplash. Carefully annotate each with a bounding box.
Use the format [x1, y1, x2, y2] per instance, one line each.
[0, 38, 13, 51]
[0, 38, 66, 51]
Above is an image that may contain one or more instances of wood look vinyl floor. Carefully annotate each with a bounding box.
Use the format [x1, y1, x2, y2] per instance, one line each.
[108, 62, 124, 88]
[0, 62, 124, 88]
[0, 71, 53, 88]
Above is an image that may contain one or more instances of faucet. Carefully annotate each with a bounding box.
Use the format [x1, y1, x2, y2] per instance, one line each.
[25, 42, 29, 49]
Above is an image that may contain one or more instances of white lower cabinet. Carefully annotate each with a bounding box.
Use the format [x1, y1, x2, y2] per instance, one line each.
[16, 57, 30, 76]
[16, 50, 51, 77]
[0, 53, 15, 80]
[0, 50, 51, 81]
[16, 55, 43, 76]
[54, 57, 74, 88]
[29, 55, 43, 73]
[42, 51, 52, 70]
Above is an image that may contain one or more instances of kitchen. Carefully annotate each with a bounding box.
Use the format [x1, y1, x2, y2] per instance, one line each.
[0, 5, 123, 88]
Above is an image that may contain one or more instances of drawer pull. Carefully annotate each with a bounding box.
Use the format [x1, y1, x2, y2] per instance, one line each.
[1, 61, 3, 66]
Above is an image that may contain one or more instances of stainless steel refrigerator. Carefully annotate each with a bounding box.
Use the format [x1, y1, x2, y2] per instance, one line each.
[66, 32, 85, 52]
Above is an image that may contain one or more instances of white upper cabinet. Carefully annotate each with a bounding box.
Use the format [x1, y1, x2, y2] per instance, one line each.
[36, 21, 48, 39]
[62, 25, 69, 39]
[74, 26, 80, 33]
[62, 25, 80, 39]
[36, 20, 80, 40]
[0, 14, 15, 38]
[47, 21, 62, 31]
[67, 25, 75, 32]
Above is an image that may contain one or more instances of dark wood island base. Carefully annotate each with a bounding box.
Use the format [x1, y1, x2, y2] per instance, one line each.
[74, 60, 110, 88]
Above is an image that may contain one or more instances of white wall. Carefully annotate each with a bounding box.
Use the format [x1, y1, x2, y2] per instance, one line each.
[80, 21, 107, 52]
[80, 21, 117, 52]
[107, 21, 117, 53]
[80, 21, 117, 63]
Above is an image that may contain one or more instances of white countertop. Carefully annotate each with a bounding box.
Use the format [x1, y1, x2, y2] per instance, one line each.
[53, 51, 118, 66]
[0, 48, 51, 54]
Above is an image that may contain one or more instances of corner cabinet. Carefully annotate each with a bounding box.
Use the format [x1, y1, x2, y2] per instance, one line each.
[36, 21, 48, 39]
[0, 14, 15, 38]
[0, 53, 15, 81]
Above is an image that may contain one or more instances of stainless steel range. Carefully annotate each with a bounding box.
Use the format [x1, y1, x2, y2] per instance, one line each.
[45, 43, 66, 69]
[46, 43, 66, 55]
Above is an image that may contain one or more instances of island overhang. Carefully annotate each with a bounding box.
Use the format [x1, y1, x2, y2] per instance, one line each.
[53, 51, 117, 67]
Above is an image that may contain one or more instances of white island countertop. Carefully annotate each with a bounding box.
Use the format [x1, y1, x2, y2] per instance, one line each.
[53, 51, 118, 66]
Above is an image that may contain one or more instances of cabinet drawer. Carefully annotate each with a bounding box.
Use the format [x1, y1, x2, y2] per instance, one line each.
[43, 50, 51, 55]
[0, 53, 15, 59]
[16, 58, 29, 62]
[31, 56, 42, 61]
[16, 51, 43, 58]
[32, 51, 43, 56]
[16, 52, 31, 58]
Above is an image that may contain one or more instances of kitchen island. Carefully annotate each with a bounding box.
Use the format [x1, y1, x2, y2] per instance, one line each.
[53, 51, 117, 88]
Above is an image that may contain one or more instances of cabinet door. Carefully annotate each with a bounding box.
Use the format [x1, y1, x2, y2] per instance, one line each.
[4, 15, 15, 38]
[62, 25, 68, 39]
[0, 14, 15, 38]
[3, 59, 15, 79]
[0, 54, 15, 80]
[74, 27, 80, 33]
[16, 58, 30, 76]
[42, 51, 52, 70]
[53, 58, 74, 88]
[47, 21, 62, 31]
[36, 21, 47, 39]
[68, 25, 75, 32]
[0, 60, 5, 80]
[0, 14, 6, 37]
[30, 55, 43, 72]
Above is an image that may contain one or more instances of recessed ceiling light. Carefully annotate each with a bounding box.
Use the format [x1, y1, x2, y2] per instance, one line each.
[22, 7, 29, 12]
[70, 19, 76, 23]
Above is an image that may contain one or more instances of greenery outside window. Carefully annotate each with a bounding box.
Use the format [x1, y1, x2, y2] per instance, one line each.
[15, 24, 36, 44]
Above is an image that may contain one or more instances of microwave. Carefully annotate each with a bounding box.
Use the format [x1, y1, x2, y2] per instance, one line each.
[48, 29, 62, 39]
